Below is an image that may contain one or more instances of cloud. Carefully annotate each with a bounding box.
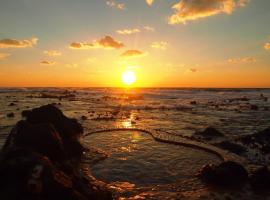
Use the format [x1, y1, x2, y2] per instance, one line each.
[264, 42, 270, 50]
[44, 50, 62, 56]
[144, 26, 155, 31]
[189, 68, 198, 73]
[70, 36, 124, 50]
[65, 63, 78, 68]
[228, 56, 256, 64]
[120, 50, 146, 58]
[40, 60, 56, 65]
[151, 41, 168, 50]
[106, 0, 125, 10]
[168, 0, 248, 25]
[0, 53, 10, 60]
[146, 0, 154, 6]
[117, 28, 140, 35]
[0, 37, 38, 48]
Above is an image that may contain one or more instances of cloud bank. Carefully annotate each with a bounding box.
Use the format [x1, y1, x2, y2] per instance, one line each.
[106, 0, 125, 10]
[0, 37, 38, 48]
[151, 41, 168, 50]
[0, 53, 10, 60]
[228, 56, 256, 64]
[264, 42, 270, 50]
[40, 60, 56, 65]
[117, 28, 140, 35]
[70, 36, 124, 50]
[44, 50, 62, 56]
[120, 50, 146, 58]
[169, 0, 248, 24]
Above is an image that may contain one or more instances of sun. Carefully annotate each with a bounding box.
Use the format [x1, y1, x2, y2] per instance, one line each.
[122, 70, 136, 86]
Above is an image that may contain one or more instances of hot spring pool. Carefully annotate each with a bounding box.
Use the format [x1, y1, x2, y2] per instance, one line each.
[84, 130, 221, 186]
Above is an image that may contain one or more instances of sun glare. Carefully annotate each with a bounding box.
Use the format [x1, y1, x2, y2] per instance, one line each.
[122, 70, 136, 86]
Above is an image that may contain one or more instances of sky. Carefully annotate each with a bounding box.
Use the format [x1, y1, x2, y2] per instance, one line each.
[0, 0, 269, 88]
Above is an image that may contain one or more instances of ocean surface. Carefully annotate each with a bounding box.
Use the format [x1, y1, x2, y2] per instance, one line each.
[0, 87, 270, 187]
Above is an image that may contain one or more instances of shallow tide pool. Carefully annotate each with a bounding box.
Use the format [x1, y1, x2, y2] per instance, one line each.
[84, 130, 221, 186]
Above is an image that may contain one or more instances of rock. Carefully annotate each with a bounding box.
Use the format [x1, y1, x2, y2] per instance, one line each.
[6, 112, 15, 118]
[0, 105, 113, 200]
[8, 102, 16, 106]
[23, 104, 84, 158]
[250, 104, 259, 111]
[249, 167, 270, 190]
[190, 101, 197, 105]
[81, 116, 87, 120]
[22, 110, 31, 117]
[238, 128, 270, 155]
[0, 148, 87, 200]
[214, 141, 247, 155]
[198, 161, 248, 186]
[3, 121, 66, 163]
[194, 127, 224, 140]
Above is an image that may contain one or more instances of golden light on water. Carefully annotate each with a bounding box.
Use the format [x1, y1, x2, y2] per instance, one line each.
[122, 70, 136, 86]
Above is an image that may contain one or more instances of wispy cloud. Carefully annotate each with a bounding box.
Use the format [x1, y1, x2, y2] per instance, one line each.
[40, 60, 56, 65]
[228, 56, 256, 64]
[146, 0, 154, 6]
[0, 53, 10, 60]
[0, 37, 38, 48]
[264, 42, 270, 50]
[65, 63, 78, 68]
[70, 36, 124, 50]
[144, 26, 155, 32]
[169, 0, 248, 25]
[106, 0, 125, 10]
[44, 50, 62, 56]
[188, 68, 198, 73]
[117, 28, 140, 35]
[120, 50, 146, 58]
[151, 41, 168, 50]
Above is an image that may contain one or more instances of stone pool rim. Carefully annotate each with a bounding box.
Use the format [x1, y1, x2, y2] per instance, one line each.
[83, 128, 247, 165]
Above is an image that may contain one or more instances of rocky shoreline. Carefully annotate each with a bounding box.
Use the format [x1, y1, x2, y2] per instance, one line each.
[0, 104, 270, 200]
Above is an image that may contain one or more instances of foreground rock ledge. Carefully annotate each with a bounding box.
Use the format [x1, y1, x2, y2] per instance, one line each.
[0, 104, 112, 200]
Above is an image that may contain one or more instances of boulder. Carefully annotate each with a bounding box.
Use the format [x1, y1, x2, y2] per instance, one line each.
[194, 127, 224, 140]
[0, 105, 113, 200]
[214, 141, 247, 155]
[0, 148, 86, 200]
[6, 112, 15, 118]
[198, 161, 248, 186]
[22, 104, 84, 158]
[249, 167, 270, 190]
[2, 120, 66, 163]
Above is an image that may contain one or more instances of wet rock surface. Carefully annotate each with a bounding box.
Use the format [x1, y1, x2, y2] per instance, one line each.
[0, 104, 112, 200]
[194, 127, 224, 140]
[198, 161, 248, 186]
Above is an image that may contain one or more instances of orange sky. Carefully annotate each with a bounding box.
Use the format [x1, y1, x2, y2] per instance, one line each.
[0, 0, 270, 88]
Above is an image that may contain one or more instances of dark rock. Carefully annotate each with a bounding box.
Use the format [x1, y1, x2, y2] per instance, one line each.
[194, 127, 224, 140]
[22, 110, 31, 117]
[0, 148, 87, 200]
[238, 128, 270, 155]
[190, 101, 197, 105]
[198, 161, 248, 186]
[0, 105, 113, 200]
[23, 104, 84, 158]
[81, 116, 87, 120]
[7, 112, 15, 118]
[8, 102, 16, 106]
[3, 121, 66, 163]
[214, 141, 247, 155]
[250, 104, 259, 111]
[249, 167, 270, 190]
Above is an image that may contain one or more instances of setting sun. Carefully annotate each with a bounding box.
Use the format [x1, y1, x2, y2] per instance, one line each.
[122, 70, 136, 86]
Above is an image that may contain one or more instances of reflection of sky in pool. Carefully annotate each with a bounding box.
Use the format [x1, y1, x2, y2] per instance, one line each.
[84, 131, 221, 186]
